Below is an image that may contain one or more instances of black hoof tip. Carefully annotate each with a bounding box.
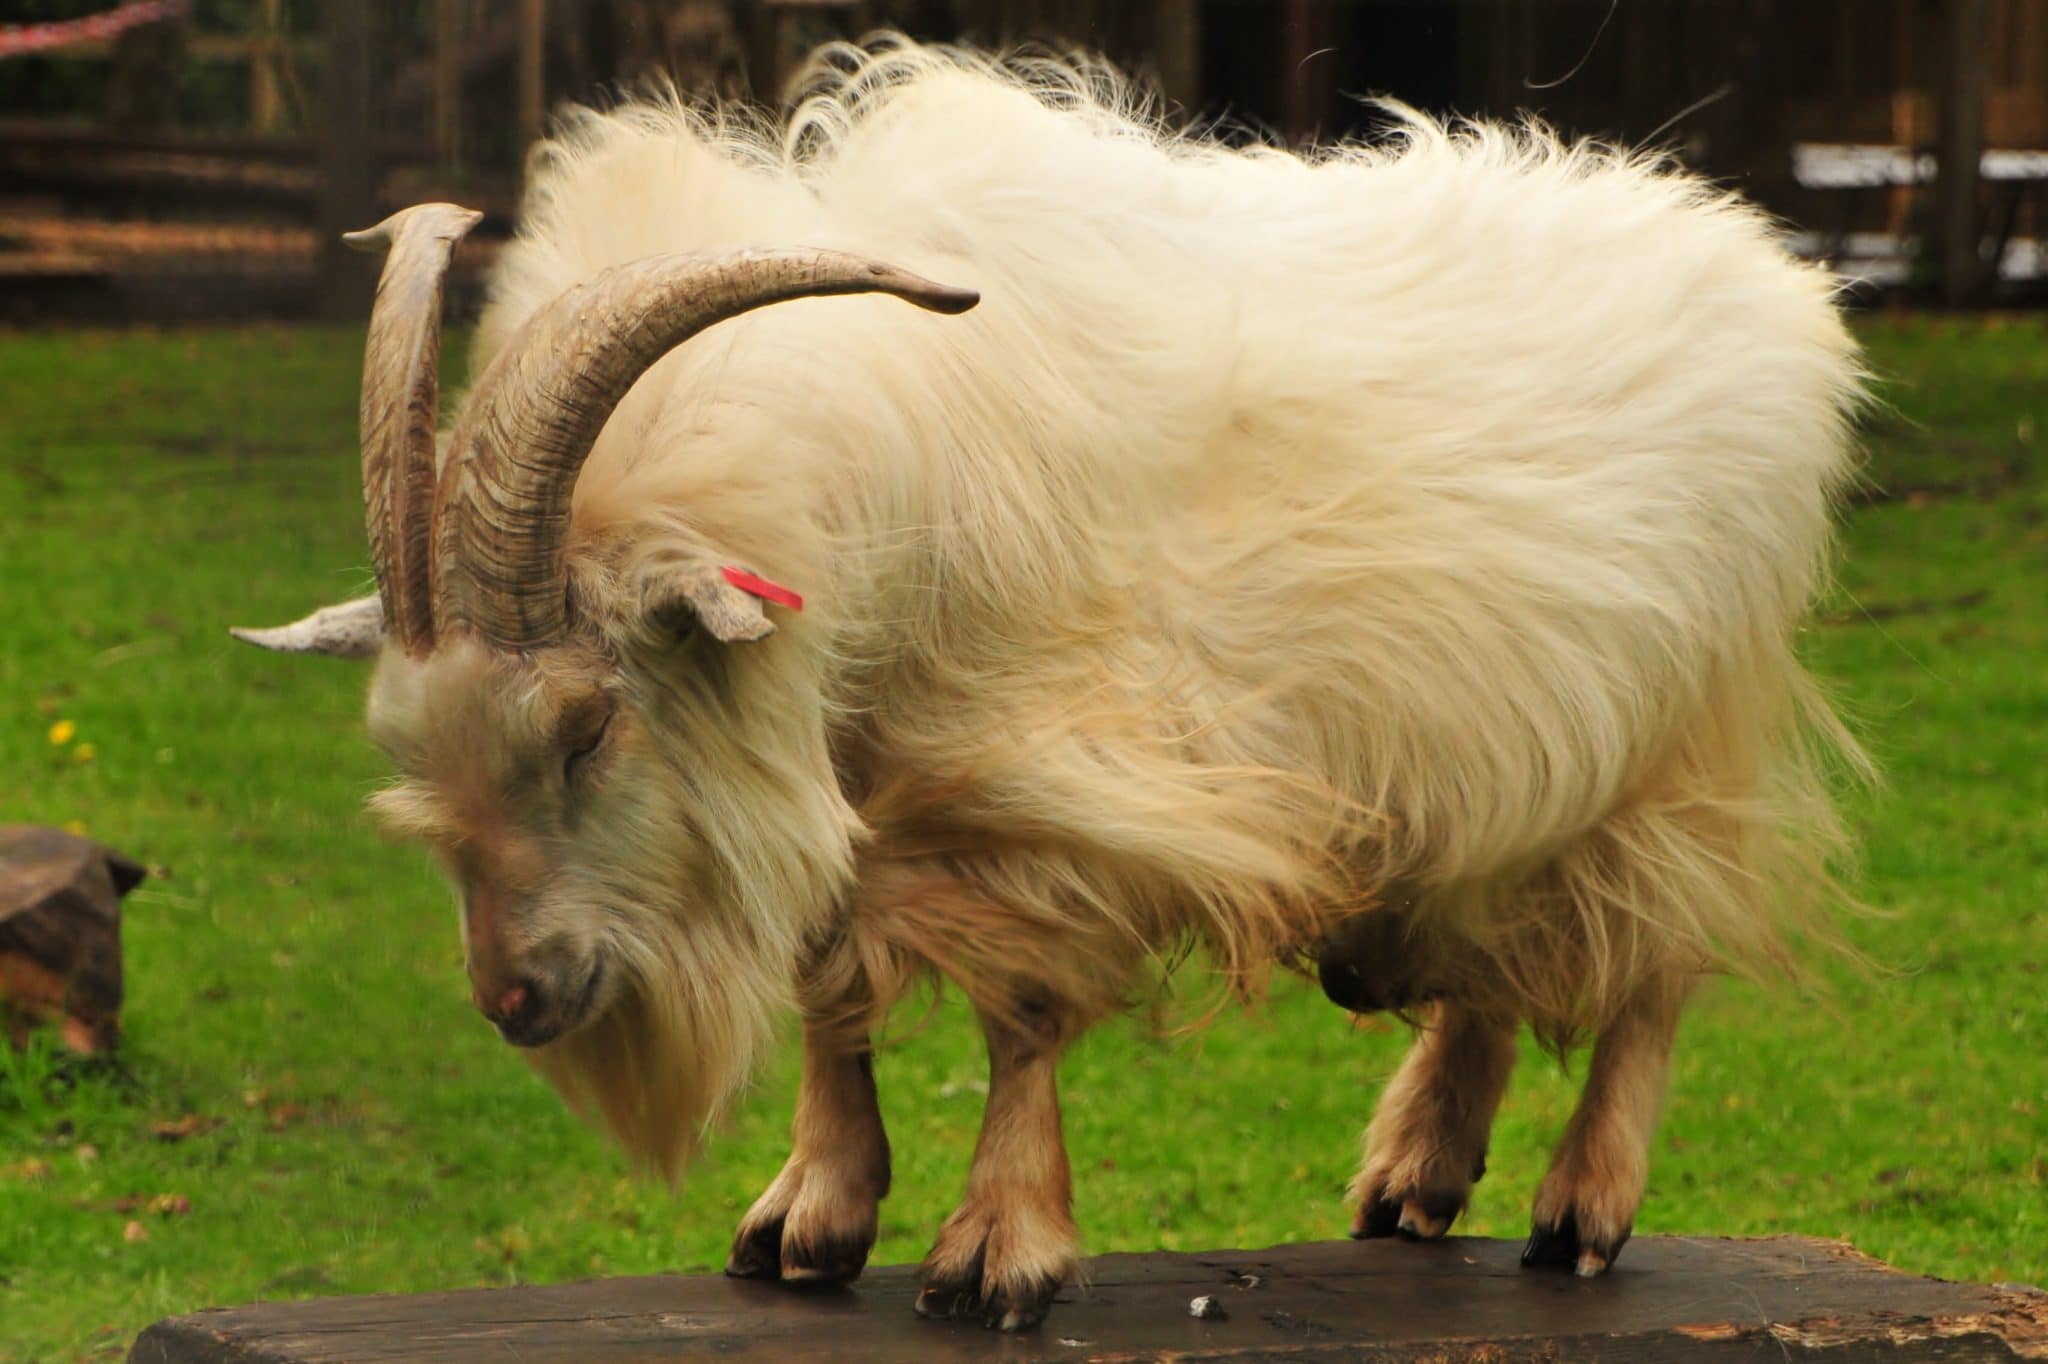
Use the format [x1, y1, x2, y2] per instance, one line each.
[1521, 1213, 1581, 1270]
[917, 1271, 1059, 1332]
[1374, 1188, 1468, 1242]
[724, 1216, 785, 1280]
[1522, 1212, 1631, 1273]
[728, 1219, 874, 1286]
[1352, 1197, 1402, 1239]
[785, 1229, 875, 1285]
[915, 1283, 975, 1320]
[916, 1250, 988, 1323]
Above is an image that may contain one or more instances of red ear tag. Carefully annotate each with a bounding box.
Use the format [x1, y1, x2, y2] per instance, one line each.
[720, 566, 804, 612]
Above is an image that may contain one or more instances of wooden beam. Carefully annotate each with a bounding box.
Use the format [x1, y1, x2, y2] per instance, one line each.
[743, 4, 812, 108]
[435, 0, 465, 177]
[1151, 0, 1201, 116]
[386, 10, 517, 118]
[249, 0, 285, 135]
[108, 6, 186, 135]
[127, 1237, 2048, 1362]
[1279, 0, 1334, 146]
[2020, 0, 2048, 94]
[315, 0, 375, 321]
[1935, 0, 1992, 305]
[518, 0, 547, 151]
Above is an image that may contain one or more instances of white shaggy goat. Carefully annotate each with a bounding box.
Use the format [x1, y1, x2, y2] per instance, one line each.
[240, 38, 1865, 1330]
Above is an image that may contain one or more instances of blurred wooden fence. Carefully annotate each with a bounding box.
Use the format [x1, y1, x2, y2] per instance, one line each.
[3, 0, 2043, 316]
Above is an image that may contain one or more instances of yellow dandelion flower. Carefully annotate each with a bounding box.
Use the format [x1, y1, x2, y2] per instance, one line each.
[64, 820, 88, 836]
[72, 743, 97, 764]
[49, 719, 76, 745]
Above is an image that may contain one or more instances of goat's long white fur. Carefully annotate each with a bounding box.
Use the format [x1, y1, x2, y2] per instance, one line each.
[459, 39, 1864, 1173]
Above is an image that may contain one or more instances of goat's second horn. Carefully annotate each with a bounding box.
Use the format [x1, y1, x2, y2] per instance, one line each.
[433, 249, 978, 649]
[353, 202, 483, 656]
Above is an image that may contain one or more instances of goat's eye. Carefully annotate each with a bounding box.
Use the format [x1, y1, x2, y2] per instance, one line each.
[564, 714, 611, 783]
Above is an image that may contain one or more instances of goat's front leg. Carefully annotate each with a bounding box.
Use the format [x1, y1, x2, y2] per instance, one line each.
[916, 1001, 1080, 1333]
[1352, 1001, 1518, 1240]
[1523, 968, 1690, 1277]
[726, 1022, 890, 1284]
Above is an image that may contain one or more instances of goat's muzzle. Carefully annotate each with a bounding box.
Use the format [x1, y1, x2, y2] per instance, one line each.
[476, 957, 606, 1048]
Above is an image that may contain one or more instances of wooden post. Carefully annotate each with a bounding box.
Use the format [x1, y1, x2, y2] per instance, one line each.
[108, 5, 187, 134]
[1279, 0, 1333, 146]
[1620, 0, 1649, 140]
[435, 0, 465, 179]
[1151, 0, 1202, 116]
[1473, 0, 1536, 120]
[1453, 0, 1504, 118]
[743, 3, 783, 105]
[518, 0, 547, 152]
[753, 3, 831, 109]
[317, 0, 375, 321]
[250, 0, 285, 135]
[1935, 0, 1991, 306]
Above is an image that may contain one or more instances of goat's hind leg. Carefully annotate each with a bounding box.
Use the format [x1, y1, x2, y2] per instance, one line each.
[1522, 967, 1690, 1277]
[1352, 1001, 1518, 1240]
[916, 1000, 1080, 1332]
[726, 1020, 891, 1284]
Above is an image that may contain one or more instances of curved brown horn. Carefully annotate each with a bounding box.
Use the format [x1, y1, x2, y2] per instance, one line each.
[348, 202, 483, 655]
[432, 249, 979, 649]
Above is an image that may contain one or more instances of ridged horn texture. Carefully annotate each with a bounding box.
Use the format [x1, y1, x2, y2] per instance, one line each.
[431, 249, 980, 650]
[348, 202, 483, 656]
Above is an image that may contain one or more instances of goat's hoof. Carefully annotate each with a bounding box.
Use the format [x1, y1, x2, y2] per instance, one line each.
[914, 1271, 1060, 1332]
[1351, 1189, 1468, 1241]
[781, 1230, 874, 1284]
[1350, 1194, 1403, 1239]
[915, 1235, 1063, 1332]
[913, 1244, 985, 1322]
[1395, 1191, 1465, 1241]
[916, 1197, 1075, 1330]
[724, 1215, 785, 1279]
[1350, 1164, 1478, 1241]
[991, 1291, 1056, 1333]
[1521, 1210, 1630, 1277]
[725, 1213, 873, 1285]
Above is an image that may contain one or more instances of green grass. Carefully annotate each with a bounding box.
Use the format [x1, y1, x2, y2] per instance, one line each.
[2, 317, 2044, 1362]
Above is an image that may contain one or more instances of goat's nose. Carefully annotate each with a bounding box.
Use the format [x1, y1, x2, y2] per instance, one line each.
[491, 982, 529, 1021]
[477, 978, 544, 1036]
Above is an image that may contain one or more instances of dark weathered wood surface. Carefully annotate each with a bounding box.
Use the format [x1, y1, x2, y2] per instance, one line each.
[129, 1236, 2047, 1363]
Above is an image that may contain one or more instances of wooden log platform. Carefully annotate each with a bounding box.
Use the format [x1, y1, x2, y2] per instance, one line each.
[129, 1236, 2047, 1363]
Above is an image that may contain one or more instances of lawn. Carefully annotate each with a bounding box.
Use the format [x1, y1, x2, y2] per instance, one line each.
[2, 317, 2044, 1362]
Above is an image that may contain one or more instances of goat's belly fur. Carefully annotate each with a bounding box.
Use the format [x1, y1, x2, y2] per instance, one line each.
[484, 40, 1865, 1121]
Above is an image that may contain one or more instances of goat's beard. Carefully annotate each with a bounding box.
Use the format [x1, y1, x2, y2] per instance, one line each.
[523, 911, 796, 1181]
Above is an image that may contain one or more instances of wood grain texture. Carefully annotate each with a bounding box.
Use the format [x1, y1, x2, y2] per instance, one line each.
[128, 1236, 2048, 1362]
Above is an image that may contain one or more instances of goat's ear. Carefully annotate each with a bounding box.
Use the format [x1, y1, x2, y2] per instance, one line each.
[644, 563, 778, 644]
[230, 595, 385, 659]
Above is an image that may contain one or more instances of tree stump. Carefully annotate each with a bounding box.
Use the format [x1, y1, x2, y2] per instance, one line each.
[0, 824, 143, 1054]
[128, 1236, 2048, 1362]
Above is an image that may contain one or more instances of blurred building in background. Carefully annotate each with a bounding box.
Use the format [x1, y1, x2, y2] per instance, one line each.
[1, 0, 2043, 320]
